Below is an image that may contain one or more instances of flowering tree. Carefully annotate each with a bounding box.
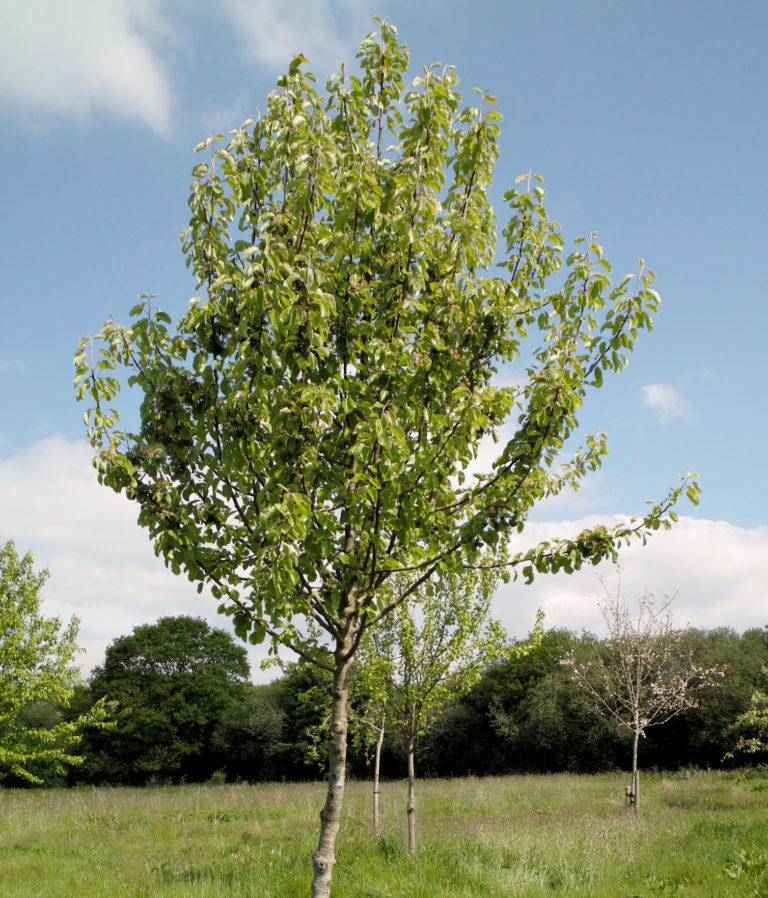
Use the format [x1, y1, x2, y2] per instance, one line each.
[563, 577, 724, 811]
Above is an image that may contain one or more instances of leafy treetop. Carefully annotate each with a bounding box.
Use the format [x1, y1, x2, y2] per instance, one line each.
[74, 20, 696, 670]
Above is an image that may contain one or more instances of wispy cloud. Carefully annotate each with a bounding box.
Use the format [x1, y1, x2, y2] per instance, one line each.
[0, 360, 29, 376]
[642, 382, 691, 422]
[0, 0, 173, 134]
[219, 0, 377, 74]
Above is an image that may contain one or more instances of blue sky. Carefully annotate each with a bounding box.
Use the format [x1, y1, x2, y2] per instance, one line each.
[0, 1, 766, 677]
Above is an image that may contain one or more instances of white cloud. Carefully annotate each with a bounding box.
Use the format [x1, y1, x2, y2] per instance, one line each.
[0, 0, 173, 133]
[0, 1, 392, 134]
[642, 382, 691, 422]
[493, 516, 768, 640]
[219, 0, 377, 74]
[2, 436, 765, 684]
[0, 435, 272, 679]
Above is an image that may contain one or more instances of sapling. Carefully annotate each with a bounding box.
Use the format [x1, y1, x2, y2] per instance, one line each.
[357, 568, 541, 853]
[563, 576, 724, 811]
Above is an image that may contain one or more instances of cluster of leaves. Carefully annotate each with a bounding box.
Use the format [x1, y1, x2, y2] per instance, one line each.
[724, 848, 768, 897]
[725, 667, 768, 761]
[624, 875, 689, 897]
[0, 540, 108, 785]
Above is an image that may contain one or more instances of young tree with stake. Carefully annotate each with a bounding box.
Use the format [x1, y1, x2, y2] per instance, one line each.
[357, 568, 539, 853]
[563, 577, 724, 812]
[349, 637, 390, 834]
[75, 22, 697, 897]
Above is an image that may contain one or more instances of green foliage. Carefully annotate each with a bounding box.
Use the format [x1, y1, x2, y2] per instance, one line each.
[74, 20, 695, 672]
[420, 628, 626, 776]
[268, 663, 334, 777]
[648, 627, 768, 768]
[724, 848, 768, 896]
[357, 567, 534, 754]
[210, 684, 286, 781]
[514, 662, 626, 773]
[623, 874, 690, 897]
[0, 540, 108, 785]
[81, 616, 250, 784]
[725, 665, 768, 762]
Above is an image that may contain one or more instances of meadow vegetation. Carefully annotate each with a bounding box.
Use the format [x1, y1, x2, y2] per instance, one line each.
[2, 770, 766, 897]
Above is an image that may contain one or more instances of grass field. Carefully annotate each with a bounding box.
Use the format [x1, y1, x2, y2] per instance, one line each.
[1, 770, 767, 897]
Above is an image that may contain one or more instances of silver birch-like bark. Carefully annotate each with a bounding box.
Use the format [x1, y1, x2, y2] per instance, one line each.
[311, 644, 352, 898]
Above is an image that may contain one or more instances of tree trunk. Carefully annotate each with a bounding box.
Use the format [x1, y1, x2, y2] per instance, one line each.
[407, 737, 416, 855]
[373, 714, 385, 833]
[311, 647, 352, 898]
[631, 728, 640, 813]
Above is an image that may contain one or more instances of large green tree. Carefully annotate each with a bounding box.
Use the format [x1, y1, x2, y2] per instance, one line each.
[75, 21, 695, 896]
[83, 616, 249, 784]
[0, 540, 106, 784]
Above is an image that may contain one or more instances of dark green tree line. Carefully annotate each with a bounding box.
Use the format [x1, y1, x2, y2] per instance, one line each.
[20, 617, 768, 788]
[417, 625, 768, 778]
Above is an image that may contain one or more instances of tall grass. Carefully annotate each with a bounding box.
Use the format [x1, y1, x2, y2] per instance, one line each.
[1, 771, 766, 896]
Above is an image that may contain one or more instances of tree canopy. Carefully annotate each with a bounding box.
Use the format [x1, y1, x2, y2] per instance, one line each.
[75, 25, 695, 670]
[83, 616, 250, 784]
[75, 19, 696, 895]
